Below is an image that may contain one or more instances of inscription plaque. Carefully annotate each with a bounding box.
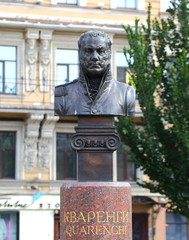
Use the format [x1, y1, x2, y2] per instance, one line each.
[64, 211, 128, 237]
[61, 182, 132, 240]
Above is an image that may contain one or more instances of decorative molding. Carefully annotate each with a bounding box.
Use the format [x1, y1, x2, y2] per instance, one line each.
[24, 114, 44, 169]
[0, 31, 23, 39]
[40, 30, 53, 40]
[24, 114, 59, 170]
[38, 114, 59, 170]
[71, 133, 120, 151]
[39, 39, 51, 92]
[25, 38, 38, 91]
[26, 28, 40, 39]
[0, 12, 145, 29]
[24, 136, 38, 170]
[38, 137, 51, 170]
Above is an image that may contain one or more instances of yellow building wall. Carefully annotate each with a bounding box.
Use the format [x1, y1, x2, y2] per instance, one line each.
[155, 207, 166, 240]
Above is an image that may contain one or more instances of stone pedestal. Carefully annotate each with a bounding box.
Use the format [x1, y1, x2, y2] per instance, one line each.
[71, 116, 120, 181]
[60, 116, 132, 239]
[60, 182, 132, 240]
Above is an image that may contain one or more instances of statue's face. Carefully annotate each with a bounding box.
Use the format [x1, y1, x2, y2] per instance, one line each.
[79, 36, 111, 77]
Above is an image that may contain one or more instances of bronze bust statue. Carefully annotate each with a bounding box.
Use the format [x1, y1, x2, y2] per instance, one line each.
[54, 31, 135, 116]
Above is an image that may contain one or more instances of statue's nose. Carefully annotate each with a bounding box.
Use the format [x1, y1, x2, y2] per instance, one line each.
[91, 50, 99, 60]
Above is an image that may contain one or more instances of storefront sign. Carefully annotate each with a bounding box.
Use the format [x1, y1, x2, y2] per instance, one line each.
[0, 196, 60, 210]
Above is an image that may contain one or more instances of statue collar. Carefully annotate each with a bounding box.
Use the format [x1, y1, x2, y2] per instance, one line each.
[78, 64, 112, 86]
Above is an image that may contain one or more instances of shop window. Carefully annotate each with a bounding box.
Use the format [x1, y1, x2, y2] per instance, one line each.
[0, 212, 19, 240]
[54, 213, 60, 240]
[166, 213, 188, 240]
[0, 131, 16, 179]
[56, 133, 76, 180]
[117, 0, 136, 9]
[57, 0, 77, 4]
[55, 49, 79, 86]
[132, 213, 148, 240]
[117, 144, 136, 181]
[0, 46, 17, 94]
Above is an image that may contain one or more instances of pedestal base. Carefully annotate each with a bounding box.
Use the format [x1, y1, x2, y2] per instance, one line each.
[60, 182, 132, 239]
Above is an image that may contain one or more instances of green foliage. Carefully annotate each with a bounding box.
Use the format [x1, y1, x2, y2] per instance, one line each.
[117, 0, 189, 217]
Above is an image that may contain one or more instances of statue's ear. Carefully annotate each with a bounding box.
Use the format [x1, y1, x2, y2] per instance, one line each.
[78, 49, 83, 59]
[108, 50, 112, 59]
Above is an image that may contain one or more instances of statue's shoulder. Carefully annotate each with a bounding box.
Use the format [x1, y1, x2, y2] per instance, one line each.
[55, 79, 78, 97]
[113, 79, 135, 90]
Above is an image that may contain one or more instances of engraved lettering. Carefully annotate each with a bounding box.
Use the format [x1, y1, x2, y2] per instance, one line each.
[118, 225, 127, 234]
[88, 226, 95, 235]
[97, 211, 105, 223]
[63, 210, 129, 236]
[105, 211, 116, 222]
[103, 226, 111, 234]
[64, 212, 70, 222]
[65, 224, 127, 236]
[96, 225, 103, 235]
[111, 226, 119, 234]
[73, 225, 79, 235]
[65, 226, 72, 237]
[77, 211, 86, 222]
[87, 211, 95, 222]
[80, 225, 87, 235]
[123, 211, 128, 222]
[70, 211, 77, 223]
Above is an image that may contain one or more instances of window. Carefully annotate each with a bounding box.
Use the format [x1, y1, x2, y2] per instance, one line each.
[56, 133, 76, 180]
[115, 52, 129, 83]
[117, 0, 136, 9]
[0, 132, 16, 179]
[117, 144, 136, 181]
[160, 0, 180, 12]
[57, 0, 77, 4]
[132, 213, 148, 240]
[0, 46, 17, 94]
[115, 52, 138, 98]
[55, 49, 78, 86]
[166, 213, 188, 240]
[111, 0, 144, 10]
[0, 212, 19, 240]
[160, 0, 171, 12]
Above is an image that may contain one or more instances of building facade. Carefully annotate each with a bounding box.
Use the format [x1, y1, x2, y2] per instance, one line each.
[0, 0, 188, 239]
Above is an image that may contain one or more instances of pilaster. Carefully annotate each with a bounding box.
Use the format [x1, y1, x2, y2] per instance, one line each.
[24, 113, 44, 169]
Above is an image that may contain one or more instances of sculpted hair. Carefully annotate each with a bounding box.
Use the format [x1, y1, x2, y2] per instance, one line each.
[78, 31, 112, 50]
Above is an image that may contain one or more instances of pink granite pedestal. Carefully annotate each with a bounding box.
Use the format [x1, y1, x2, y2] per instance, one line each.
[60, 182, 132, 240]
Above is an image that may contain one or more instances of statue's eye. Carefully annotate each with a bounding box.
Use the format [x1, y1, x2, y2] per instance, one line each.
[98, 48, 105, 54]
[85, 48, 92, 53]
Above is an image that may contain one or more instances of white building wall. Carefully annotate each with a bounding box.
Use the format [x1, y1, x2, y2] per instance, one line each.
[20, 210, 54, 240]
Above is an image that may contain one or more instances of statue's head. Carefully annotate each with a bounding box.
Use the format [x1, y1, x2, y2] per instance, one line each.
[78, 31, 112, 78]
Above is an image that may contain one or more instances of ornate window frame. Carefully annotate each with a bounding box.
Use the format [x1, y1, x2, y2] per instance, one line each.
[52, 122, 76, 180]
[0, 32, 24, 97]
[51, 0, 87, 6]
[0, 121, 24, 180]
[51, 34, 79, 102]
[110, 0, 145, 11]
